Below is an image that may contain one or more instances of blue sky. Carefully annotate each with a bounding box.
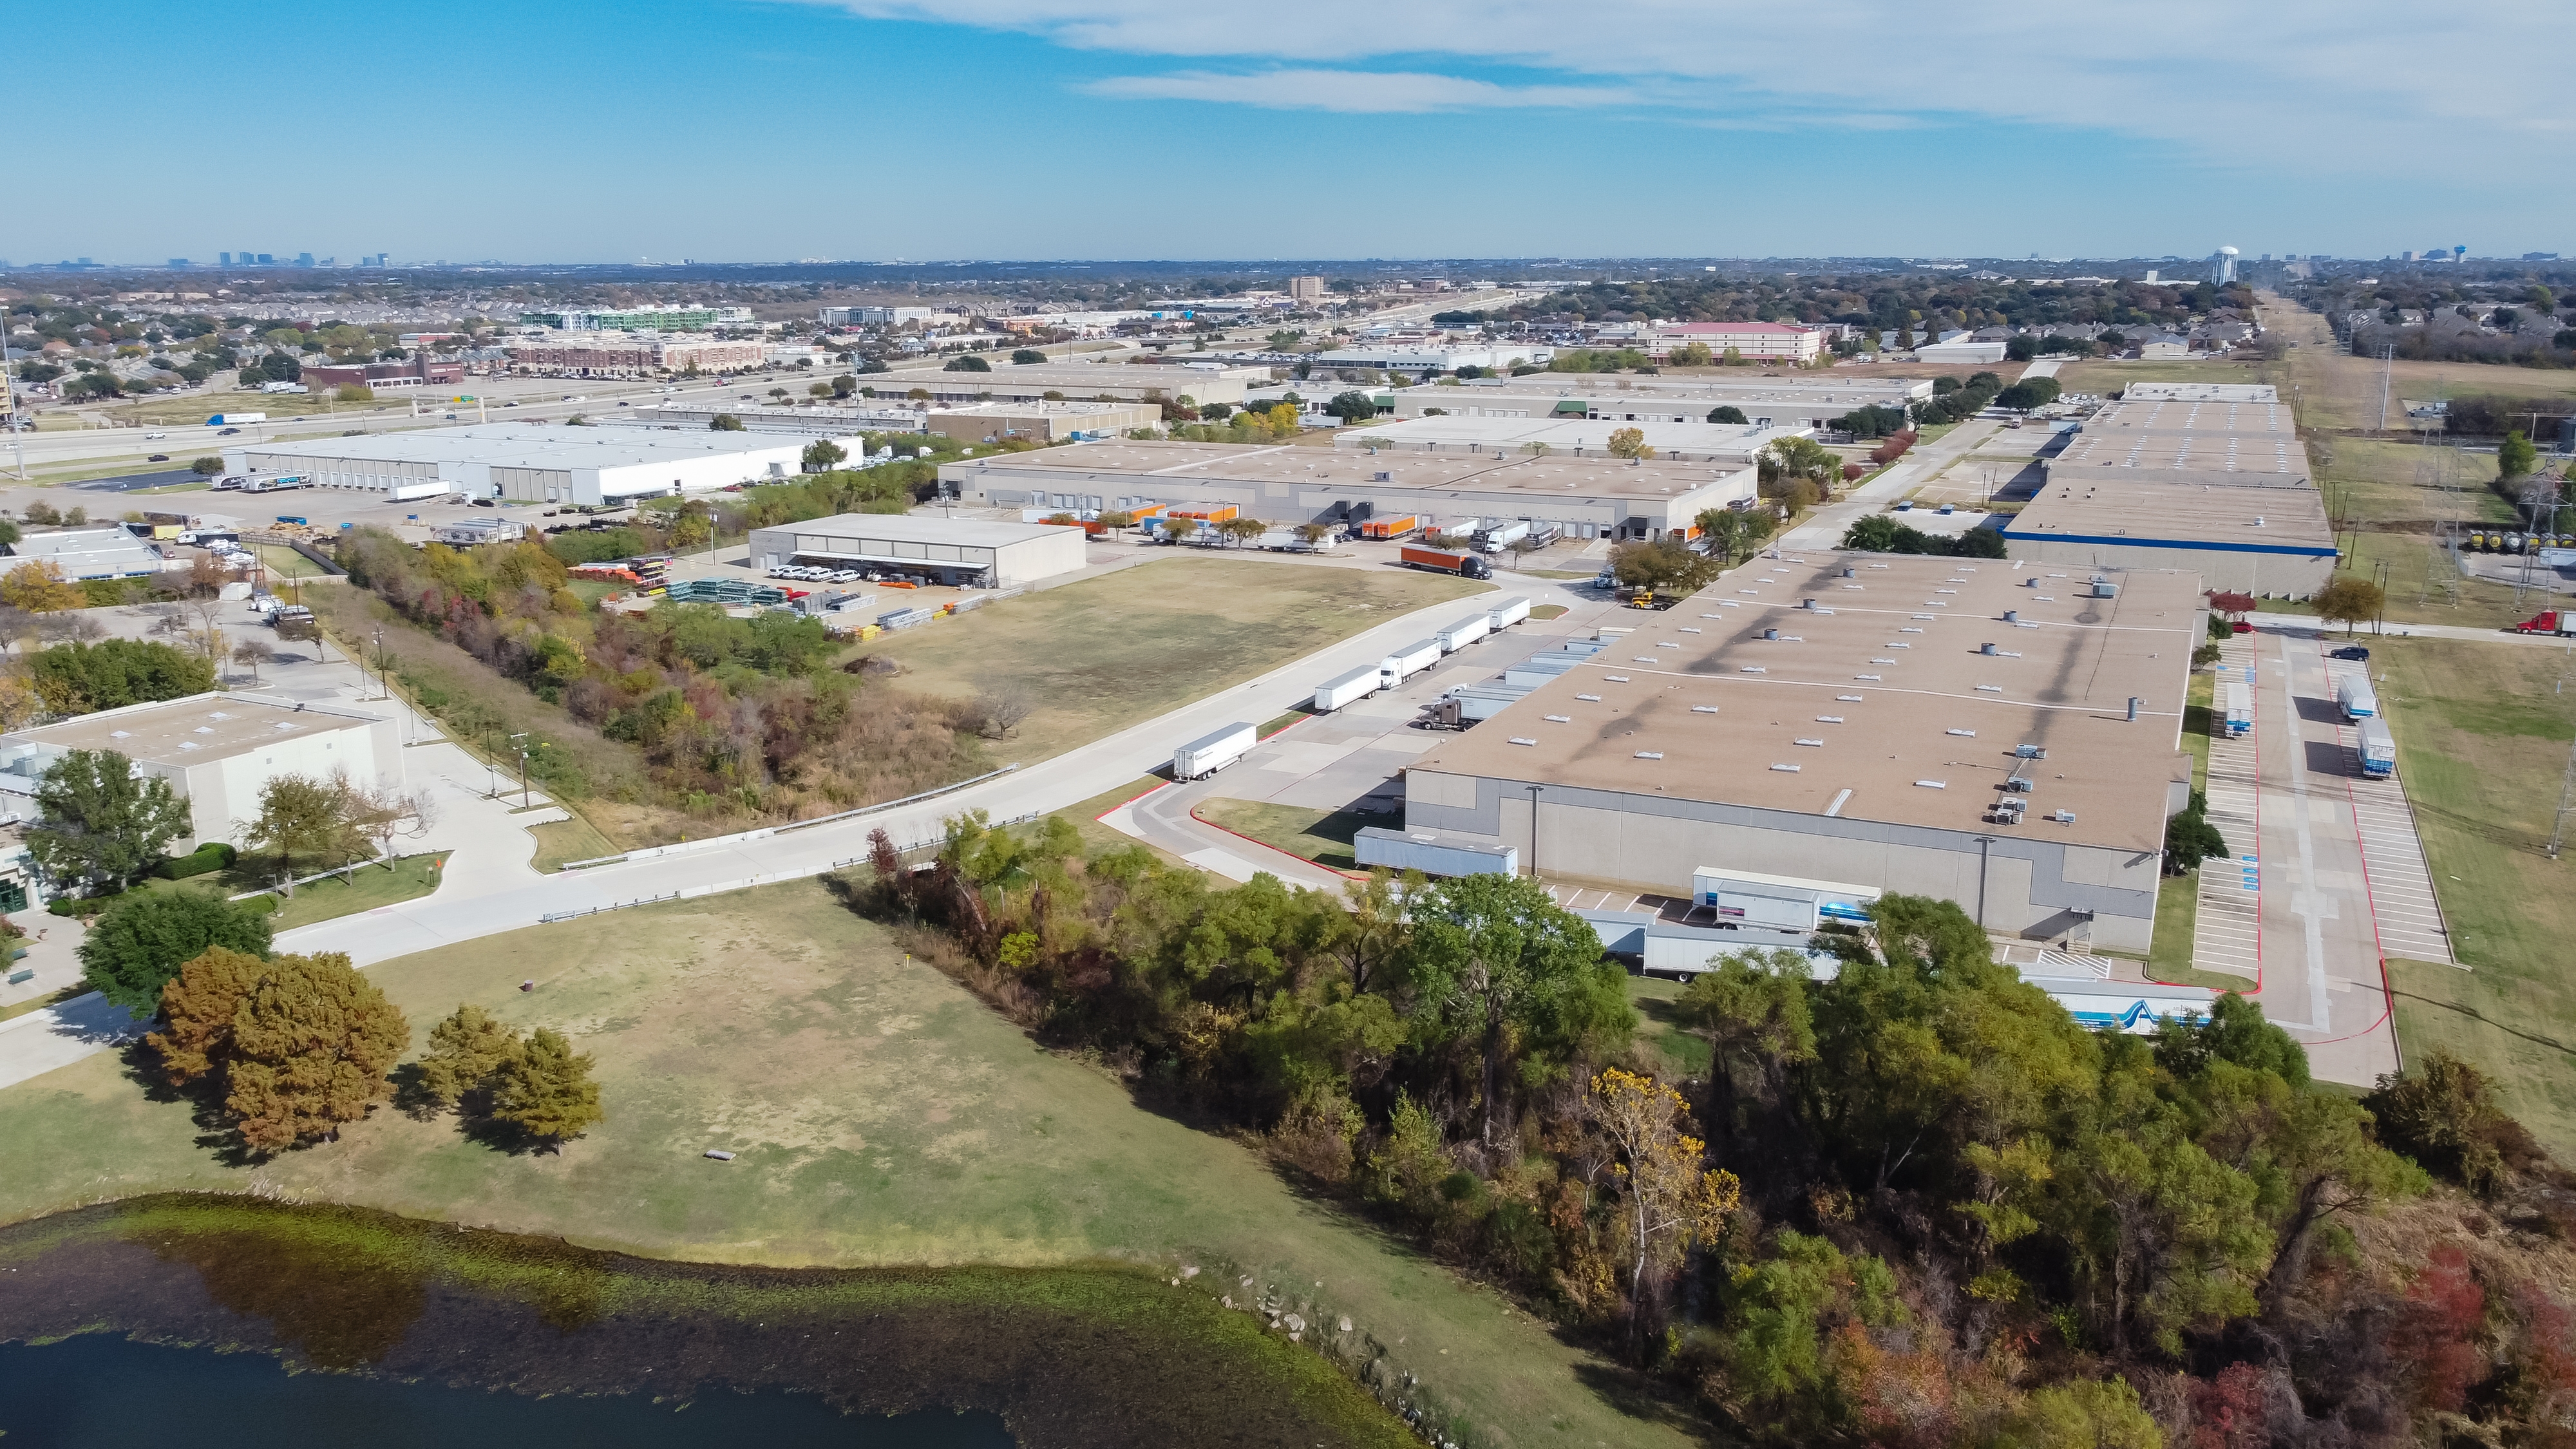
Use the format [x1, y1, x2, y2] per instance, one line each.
[13, 0, 2570, 265]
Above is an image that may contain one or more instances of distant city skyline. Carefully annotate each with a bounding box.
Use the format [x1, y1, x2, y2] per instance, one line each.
[9, 1, 2570, 263]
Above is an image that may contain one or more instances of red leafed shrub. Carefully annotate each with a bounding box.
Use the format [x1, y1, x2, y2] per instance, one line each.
[2389, 1246, 2488, 1414]
[2190, 1363, 2271, 1449]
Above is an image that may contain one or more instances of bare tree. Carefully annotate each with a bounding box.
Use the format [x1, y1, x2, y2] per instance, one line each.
[974, 683, 1035, 740]
[37, 611, 105, 645]
[347, 777, 440, 873]
[231, 638, 274, 684]
[0, 603, 36, 655]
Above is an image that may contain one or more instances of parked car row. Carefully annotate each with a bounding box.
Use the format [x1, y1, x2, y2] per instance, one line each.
[769, 564, 864, 583]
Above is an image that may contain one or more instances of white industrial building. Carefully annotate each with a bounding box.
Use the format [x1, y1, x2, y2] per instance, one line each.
[1397, 557, 2203, 954]
[0, 694, 402, 852]
[1312, 345, 1553, 374]
[6, 527, 180, 581]
[745, 513, 1088, 588]
[1390, 375, 1933, 428]
[222, 425, 865, 507]
[1336, 415, 1807, 464]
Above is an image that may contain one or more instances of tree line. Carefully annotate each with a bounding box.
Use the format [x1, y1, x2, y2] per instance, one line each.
[848, 817, 2576, 1448]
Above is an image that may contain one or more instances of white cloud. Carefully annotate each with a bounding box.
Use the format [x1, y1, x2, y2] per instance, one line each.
[1083, 68, 1631, 113]
[790, 0, 2576, 175]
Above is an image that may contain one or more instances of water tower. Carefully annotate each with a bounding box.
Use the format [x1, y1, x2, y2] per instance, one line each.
[2208, 245, 2239, 287]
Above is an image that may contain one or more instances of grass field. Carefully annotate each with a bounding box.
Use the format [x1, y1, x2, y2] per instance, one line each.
[2369, 639, 2576, 1158]
[0, 883, 1701, 1449]
[856, 557, 1488, 766]
[527, 813, 621, 873]
[1198, 798, 1369, 871]
[1625, 975, 1712, 1079]
[261, 853, 448, 930]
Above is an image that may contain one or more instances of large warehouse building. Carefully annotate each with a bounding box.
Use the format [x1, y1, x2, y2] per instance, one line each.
[866, 362, 1258, 408]
[1335, 415, 1804, 464]
[645, 398, 1159, 443]
[0, 694, 401, 852]
[939, 439, 1755, 542]
[744, 513, 1088, 588]
[2007, 383, 2335, 595]
[1389, 374, 1933, 429]
[223, 425, 864, 506]
[1397, 555, 2202, 953]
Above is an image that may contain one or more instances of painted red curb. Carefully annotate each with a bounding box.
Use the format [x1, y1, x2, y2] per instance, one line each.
[1186, 802, 1369, 881]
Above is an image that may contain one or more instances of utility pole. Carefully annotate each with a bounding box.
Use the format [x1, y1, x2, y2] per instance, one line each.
[2549, 728, 2576, 860]
[509, 732, 531, 810]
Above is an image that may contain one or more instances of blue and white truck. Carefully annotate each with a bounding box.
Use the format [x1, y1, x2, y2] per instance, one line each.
[2357, 718, 2396, 779]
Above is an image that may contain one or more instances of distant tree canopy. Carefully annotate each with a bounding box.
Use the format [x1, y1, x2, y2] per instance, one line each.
[28, 638, 218, 715]
[942, 354, 991, 372]
[1840, 513, 2009, 558]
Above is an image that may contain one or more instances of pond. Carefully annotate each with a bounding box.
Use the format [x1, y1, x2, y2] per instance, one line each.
[0, 1196, 1413, 1449]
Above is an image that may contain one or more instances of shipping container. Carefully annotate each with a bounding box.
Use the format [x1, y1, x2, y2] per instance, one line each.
[1485, 596, 1533, 630]
[1172, 721, 1259, 780]
[1359, 515, 1419, 540]
[1435, 614, 1492, 652]
[1691, 867, 1880, 930]
[2221, 681, 2253, 739]
[1378, 638, 1444, 688]
[1353, 826, 1518, 878]
[2357, 717, 2396, 779]
[1312, 666, 1379, 713]
[1399, 544, 1494, 580]
[2334, 675, 2379, 721]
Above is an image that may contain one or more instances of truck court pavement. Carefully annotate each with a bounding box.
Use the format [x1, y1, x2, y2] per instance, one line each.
[2187, 623, 2454, 1084]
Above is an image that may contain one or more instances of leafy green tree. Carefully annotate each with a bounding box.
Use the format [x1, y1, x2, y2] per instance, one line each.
[1995, 1378, 2163, 1449]
[1325, 390, 1379, 424]
[78, 889, 274, 1016]
[1707, 405, 1749, 424]
[1675, 949, 1815, 1167]
[26, 748, 193, 891]
[1696, 506, 1774, 565]
[1404, 871, 1619, 1147]
[417, 1003, 526, 1108]
[245, 772, 366, 880]
[708, 413, 744, 431]
[2363, 1048, 2539, 1193]
[190, 456, 224, 476]
[942, 354, 991, 372]
[2163, 790, 2229, 874]
[27, 637, 218, 714]
[2497, 429, 2537, 480]
[1010, 348, 1046, 365]
[800, 439, 847, 471]
[492, 1027, 604, 1151]
[2313, 575, 2383, 636]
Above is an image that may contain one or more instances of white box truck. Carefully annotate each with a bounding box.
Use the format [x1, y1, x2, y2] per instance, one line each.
[1486, 596, 1531, 630]
[1435, 614, 1491, 652]
[1378, 638, 1443, 688]
[1312, 666, 1379, 712]
[2221, 681, 2253, 739]
[1478, 520, 1530, 553]
[1172, 721, 1259, 780]
[2356, 718, 2396, 779]
[2335, 675, 2379, 721]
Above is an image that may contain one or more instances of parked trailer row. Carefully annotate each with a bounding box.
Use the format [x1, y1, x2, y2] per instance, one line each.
[1486, 596, 1531, 630]
[1172, 721, 1259, 781]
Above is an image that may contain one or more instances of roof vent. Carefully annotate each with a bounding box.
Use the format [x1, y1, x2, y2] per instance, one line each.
[1768, 763, 1802, 772]
[1508, 737, 1538, 746]
[2015, 743, 2047, 759]
[1692, 705, 1719, 714]
[1914, 780, 1947, 789]
[1841, 567, 1855, 578]
[1763, 628, 1779, 641]
[1980, 642, 1998, 656]
[2002, 609, 2019, 623]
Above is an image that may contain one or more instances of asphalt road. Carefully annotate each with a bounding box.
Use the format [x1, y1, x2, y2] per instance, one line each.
[72, 468, 200, 492]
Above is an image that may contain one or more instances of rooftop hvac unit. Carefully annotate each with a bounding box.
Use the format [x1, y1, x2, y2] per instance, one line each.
[2014, 743, 2047, 759]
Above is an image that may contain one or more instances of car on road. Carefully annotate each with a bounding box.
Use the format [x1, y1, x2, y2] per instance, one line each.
[2230, 621, 2253, 634]
[147, 453, 169, 461]
[215, 427, 241, 436]
[2329, 645, 2371, 661]
[144, 432, 166, 440]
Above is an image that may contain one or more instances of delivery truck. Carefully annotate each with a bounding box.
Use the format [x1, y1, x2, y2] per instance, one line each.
[1477, 520, 1530, 553]
[1486, 596, 1532, 630]
[1426, 683, 1535, 730]
[1435, 614, 1491, 652]
[1359, 515, 1419, 540]
[1312, 666, 1379, 713]
[2356, 718, 2396, 779]
[1172, 721, 1258, 780]
[1399, 544, 1494, 580]
[2335, 674, 2379, 721]
[1378, 638, 1443, 689]
[2221, 681, 2253, 739]
[204, 413, 267, 426]
[2512, 610, 2576, 636]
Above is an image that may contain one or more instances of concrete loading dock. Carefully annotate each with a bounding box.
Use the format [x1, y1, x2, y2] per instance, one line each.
[1395, 554, 2203, 954]
[941, 440, 1754, 543]
[744, 513, 1088, 589]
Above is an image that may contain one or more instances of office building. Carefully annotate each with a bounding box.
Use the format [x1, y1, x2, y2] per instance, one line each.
[746, 513, 1088, 589]
[1398, 556, 2202, 953]
[1287, 276, 1326, 305]
[223, 424, 861, 507]
[520, 306, 756, 332]
[1648, 321, 1824, 365]
[940, 439, 1753, 542]
[820, 305, 934, 327]
[0, 694, 401, 852]
[505, 333, 765, 377]
[300, 357, 467, 392]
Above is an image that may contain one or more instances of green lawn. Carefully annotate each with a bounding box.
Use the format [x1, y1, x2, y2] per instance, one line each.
[2148, 671, 2219, 982]
[257, 853, 448, 931]
[253, 542, 332, 578]
[2371, 639, 2576, 1158]
[0, 882, 1701, 1449]
[857, 557, 1488, 766]
[527, 813, 621, 873]
[1625, 975, 1712, 1079]
[1198, 798, 1371, 872]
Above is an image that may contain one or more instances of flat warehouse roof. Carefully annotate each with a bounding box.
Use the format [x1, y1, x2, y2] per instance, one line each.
[2118, 383, 2280, 403]
[944, 439, 1748, 502]
[749, 513, 1076, 549]
[2005, 475, 2335, 553]
[1409, 554, 2199, 853]
[1338, 417, 1799, 455]
[4, 693, 377, 765]
[1401, 377, 1928, 405]
[236, 424, 813, 471]
[2050, 429, 2307, 478]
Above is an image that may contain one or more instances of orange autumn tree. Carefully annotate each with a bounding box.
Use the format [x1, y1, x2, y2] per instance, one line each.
[1587, 1066, 1742, 1338]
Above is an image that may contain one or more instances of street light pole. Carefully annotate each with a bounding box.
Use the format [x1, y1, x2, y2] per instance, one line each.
[509, 732, 531, 810]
